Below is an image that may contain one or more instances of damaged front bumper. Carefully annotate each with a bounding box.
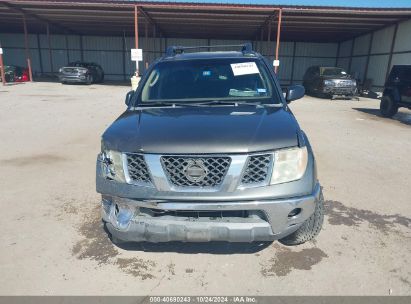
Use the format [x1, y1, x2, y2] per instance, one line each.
[101, 183, 321, 243]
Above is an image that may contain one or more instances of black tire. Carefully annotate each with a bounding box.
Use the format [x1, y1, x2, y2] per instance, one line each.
[100, 73, 104, 83]
[380, 95, 398, 118]
[279, 190, 324, 246]
[87, 75, 94, 85]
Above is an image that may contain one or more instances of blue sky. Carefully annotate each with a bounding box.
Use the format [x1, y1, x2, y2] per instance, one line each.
[137, 0, 411, 8]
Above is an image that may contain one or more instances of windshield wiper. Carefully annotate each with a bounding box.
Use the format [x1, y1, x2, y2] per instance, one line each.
[191, 100, 283, 108]
[134, 100, 283, 109]
[135, 102, 202, 108]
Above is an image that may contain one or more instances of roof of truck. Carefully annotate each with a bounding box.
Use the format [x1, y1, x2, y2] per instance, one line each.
[161, 50, 261, 61]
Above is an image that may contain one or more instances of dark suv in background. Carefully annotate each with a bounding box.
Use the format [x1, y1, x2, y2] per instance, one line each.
[380, 65, 411, 118]
[58, 61, 104, 84]
[303, 66, 357, 99]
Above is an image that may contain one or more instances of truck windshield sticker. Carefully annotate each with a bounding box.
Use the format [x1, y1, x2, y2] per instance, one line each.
[230, 62, 260, 76]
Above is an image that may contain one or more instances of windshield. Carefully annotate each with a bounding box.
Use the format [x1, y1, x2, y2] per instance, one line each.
[320, 67, 348, 77]
[67, 62, 88, 68]
[140, 58, 276, 104]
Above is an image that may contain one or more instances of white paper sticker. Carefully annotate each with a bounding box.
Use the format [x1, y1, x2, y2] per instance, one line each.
[230, 62, 259, 76]
[273, 60, 280, 67]
[0, 48, 3, 55]
[131, 48, 143, 61]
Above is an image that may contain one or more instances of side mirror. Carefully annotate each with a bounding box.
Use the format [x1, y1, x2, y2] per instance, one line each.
[286, 85, 305, 103]
[125, 90, 135, 106]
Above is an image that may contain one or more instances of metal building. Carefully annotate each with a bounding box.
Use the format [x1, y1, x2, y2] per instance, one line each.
[0, 0, 411, 91]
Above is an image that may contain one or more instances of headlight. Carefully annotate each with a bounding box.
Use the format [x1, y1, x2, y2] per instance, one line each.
[324, 80, 335, 86]
[100, 150, 126, 182]
[58, 68, 63, 73]
[270, 146, 308, 185]
[351, 80, 357, 86]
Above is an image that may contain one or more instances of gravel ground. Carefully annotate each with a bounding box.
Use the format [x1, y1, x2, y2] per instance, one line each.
[0, 82, 410, 295]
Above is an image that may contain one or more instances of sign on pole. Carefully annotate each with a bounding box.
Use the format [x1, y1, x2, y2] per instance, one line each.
[0, 48, 3, 55]
[131, 48, 143, 62]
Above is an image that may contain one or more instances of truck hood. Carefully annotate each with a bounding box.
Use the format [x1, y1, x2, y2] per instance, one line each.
[102, 105, 300, 154]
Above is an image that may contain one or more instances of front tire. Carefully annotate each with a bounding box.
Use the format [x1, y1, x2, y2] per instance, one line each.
[380, 95, 398, 118]
[279, 190, 324, 246]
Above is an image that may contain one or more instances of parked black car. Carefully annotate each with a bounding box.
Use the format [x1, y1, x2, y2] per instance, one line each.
[380, 65, 411, 118]
[303, 66, 357, 98]
[58, 61, 104, 84]
[96, 44, 324, 245]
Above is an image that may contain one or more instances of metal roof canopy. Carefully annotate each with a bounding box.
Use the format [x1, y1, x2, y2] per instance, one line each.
[1, 0, 411, 42]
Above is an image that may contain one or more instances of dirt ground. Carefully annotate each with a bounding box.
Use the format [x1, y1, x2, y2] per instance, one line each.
[0, 82, 410, 295]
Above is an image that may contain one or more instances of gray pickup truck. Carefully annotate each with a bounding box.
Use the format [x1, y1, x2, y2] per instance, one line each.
[96, 44, 324, 245]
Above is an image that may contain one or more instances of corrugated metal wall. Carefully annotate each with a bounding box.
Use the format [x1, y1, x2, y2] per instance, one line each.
[0, 32, 339, 85]
[336, 19, 411, 92]
[1, 18, 410, 90]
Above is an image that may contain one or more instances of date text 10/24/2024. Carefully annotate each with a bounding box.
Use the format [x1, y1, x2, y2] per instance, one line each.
[149, 297, 257, 303]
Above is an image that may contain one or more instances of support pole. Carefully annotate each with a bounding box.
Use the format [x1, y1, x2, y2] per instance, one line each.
[23, 15, 33, 81]
[46, 23, 54, 77]
[260, 28, 264, 54]
[0, 43, 6, 86]
[152, 25, 156, 57]
[145, 20, 148, 71]
[65, 33, 70, 63]
[386, 23, 399, 82]
[36, 34, 43, 74]
[134, 5, 139, 75]
[267, 20, 271, 49]
[275, 9, 282, 74]
[79, 35, 84, 62]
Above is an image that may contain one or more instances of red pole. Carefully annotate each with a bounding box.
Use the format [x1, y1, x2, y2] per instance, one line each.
[134, 5, 139, 76]
[22, 15, 33, 81]
[275, 9, 282, 74]
[0, 44, 6, 86]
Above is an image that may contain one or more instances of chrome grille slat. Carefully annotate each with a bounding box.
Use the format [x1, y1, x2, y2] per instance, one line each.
[161, 156, 231, 188]
[126, 154, 152, 183]
[241, 154, 272, 185]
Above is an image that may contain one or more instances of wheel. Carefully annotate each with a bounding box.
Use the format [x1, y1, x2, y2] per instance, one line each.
[100, 73, 104, 83]
[87, 75, 94, 85]
[279, 190, 324, 246]
[380, 95, 398, 118]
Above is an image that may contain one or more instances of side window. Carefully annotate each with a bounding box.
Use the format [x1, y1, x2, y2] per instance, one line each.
[304, 67, 313, 80]
[402, 68, 411, 82]
[389, 67, 401, 82]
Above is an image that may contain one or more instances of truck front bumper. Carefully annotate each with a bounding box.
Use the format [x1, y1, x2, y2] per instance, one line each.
[102, 183, 321, 243]
[323, 86, 356, 96]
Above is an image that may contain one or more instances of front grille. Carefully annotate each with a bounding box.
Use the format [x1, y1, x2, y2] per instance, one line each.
[62, 68, 78, 74]
[126, 153, 152, 184]
[335, 80, 353, 87]
[141, 208, 250, 219]
[241, 154, 272, 185]
[161, 156, 231, 187]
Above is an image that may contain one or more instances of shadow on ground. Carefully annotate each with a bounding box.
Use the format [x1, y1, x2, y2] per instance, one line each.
[353, 107, 411, 126]
[114, 239, 272, 254]
[106, 224, 272, 254]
